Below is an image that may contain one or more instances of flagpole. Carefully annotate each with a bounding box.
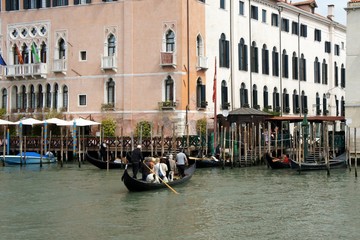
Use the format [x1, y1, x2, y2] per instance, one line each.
[213, 57, 217, 155]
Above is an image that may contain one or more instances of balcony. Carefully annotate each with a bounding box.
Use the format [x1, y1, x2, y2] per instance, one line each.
[101, 55, 117, 72]
[160, 52, 176, 67]
[5, 63, 47, 79]
[196, 56, 208, 70]
[53, 59, 67, 74]
[158, 101, 177, 110]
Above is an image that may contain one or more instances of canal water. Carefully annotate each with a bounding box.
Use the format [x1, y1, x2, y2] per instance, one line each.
[1, 163, 359, 240]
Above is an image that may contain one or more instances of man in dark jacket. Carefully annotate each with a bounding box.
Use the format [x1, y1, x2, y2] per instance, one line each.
[131, 145, 144, 179]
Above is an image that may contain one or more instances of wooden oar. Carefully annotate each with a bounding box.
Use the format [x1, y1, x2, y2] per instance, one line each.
[142, 160, 179, 195]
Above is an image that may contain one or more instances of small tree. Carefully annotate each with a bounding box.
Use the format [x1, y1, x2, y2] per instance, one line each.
[0, 108, 6, 118]
[135, 121, 152, 137]
[102, 118, 116, 137]
[196, 118, 207, 136]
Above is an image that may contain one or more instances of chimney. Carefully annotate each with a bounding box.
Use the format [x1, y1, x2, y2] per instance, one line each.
[327, 4, 334, 20]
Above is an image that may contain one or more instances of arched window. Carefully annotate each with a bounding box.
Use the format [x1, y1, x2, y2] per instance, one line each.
[63, 85, 68, 109]
[251, 41, 258, 73]
[30, 85, 35, 109]
[37, 85, 43, 108]
[292, 52, 298, 80]
[46, 84, 51, 108]
[272, 47, 279, 76]
[323, 94, 327, 115]
[219, 33, 229, 68]
[107, 78, 115, 105]
[283, 88, 289, 113]
[301, 91, 308, 113]
[334, 62, 338, 86]
[1, 88, 7, 109]
[282, 50, 288, 78]
[322, 59, 328, 84]
[262, 44, 269, 75]
[240, 83, 248, 107]
[273, 87, 279, 111]
[14, 86, 20, 109]
[196, 35, 203, 57]
[196, 78, 206, 109]
[314, 57, 320, 83]
[21, 85, 27, 109]
[22, 44, 29, 64]
[165, 76, 174, 102]
[263, 86, 268, 108]
[341, 64, 345, 88]
[166, 30, 175, 52]
[299, 53, 306, 81]
[253, 84, 258, 108]
[341, 96, 345, 116]
[221, 80, 228, 109]
[108, 34, 116, 56]
[239, 38, 248, 71]
[53, 84, 58, 109]
[40, 42, 47, 63]
[335, 95, 339, 116]
[293, 90, 299, 113]
[59, 38, 66, 59]
[316, 93, 321, 115]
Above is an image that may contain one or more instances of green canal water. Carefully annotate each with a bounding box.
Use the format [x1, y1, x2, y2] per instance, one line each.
[1, 163, 359, 240]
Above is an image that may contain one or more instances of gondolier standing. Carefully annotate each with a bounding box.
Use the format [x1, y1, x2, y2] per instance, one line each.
[131, 145, 144, 179]
[176, 150, 188, 178]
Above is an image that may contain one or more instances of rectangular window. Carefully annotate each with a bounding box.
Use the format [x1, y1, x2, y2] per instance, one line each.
[271, 13, 278, 27]
[300, 24, 307, 37]
[74, 0, 91, 4]
[239, 1, 244, 15]
[292, 21, 299, 35]
[80, 51, 87, 61]
[220, 0, 225, 9]
[251, 5, 258, 20]
[53, 0, 69, 7]
[315, 29, 321, 42]
[334, 44, 340, 56]
[262, 9, 266, 23]
[79, 95, 87, 106]
[6, 0, 20, 10]
[281, 18, 289, 32]
[325, 41, 331, 53]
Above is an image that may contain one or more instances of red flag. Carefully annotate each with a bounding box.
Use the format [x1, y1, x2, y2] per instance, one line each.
[212, 57, 217, 103]
[15, 45, 24, 64]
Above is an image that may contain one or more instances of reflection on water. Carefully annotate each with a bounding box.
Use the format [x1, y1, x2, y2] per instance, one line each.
[1, 163, 359, 240]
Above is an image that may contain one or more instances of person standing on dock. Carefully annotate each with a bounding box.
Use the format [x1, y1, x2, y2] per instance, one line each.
[131, 145, 144, 179]
[176, 150, 188, 178]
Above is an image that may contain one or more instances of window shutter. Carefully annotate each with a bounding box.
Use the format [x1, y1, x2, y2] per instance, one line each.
[201, 85, 206, 103]
[219, 39, 223, 67]
[244, 45, 248, 71]
[6, 0, 11, 11]
[74, 0, 79, 4]
[238, 43, 241, 70]
[225, 40, 230, 68]
[253, 89, 258, 106]
[255, 47, 258, 73]
[244, 89, 248, 104]
[24, 0, 29, 9]
[53, 0, 57, 7]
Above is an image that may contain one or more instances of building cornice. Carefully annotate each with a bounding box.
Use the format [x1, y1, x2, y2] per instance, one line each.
[277, 2, 346, 32]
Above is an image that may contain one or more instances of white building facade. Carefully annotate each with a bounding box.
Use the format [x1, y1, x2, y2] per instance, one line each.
[206, 0, 346, 119]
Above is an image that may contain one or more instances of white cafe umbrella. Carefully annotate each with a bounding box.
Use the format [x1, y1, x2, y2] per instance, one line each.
[14, 117, 43, 126]
[0, 119, 15, 125]
[56, 118, 101, 127]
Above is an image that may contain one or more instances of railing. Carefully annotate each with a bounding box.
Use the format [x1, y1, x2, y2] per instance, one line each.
[4, 63, 47, 78]
[196, 56, 208, 70]
[160, 52, 176, 67]
[101, 55, 117, 71]
[52, 59, 67, 73]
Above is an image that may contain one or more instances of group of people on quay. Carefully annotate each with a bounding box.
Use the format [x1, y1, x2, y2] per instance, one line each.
[127, 144, 189, 183]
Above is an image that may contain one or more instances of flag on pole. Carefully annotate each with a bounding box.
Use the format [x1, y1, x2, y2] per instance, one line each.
[31, 43, 41, 63]
[0, 53, 6, 66]
[212, 57, 217, 103]
[15, 45, 24, 64]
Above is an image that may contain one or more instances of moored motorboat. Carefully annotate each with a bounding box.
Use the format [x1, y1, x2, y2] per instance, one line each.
[122, 163, 195, 192]
[188, 156, 223, 168]
[1, 152, 56, 165]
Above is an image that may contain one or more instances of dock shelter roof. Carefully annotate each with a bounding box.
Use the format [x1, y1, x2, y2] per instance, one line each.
[226, 108, 271, 124]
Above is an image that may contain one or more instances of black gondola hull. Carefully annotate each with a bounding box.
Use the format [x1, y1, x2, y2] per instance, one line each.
[86, 152, 125, 169]
[122, 164, 195, 192]
[265, 153, 290, 169]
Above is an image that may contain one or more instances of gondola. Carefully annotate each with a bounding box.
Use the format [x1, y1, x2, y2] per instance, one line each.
[290, 153, 347, 171]
[122, 163, 196, 192]
[188, 156, 223, 168]
[265, 153, 290, 169]
[85, 151, 126, 169]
